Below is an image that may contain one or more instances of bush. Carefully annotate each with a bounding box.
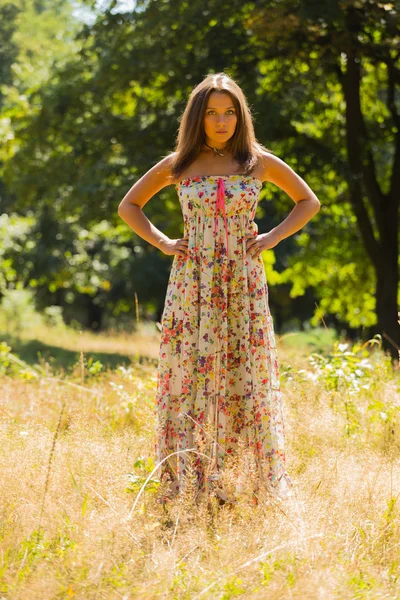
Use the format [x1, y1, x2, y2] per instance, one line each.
[0, 287, 42, 336]
[43, 305, 66, 329]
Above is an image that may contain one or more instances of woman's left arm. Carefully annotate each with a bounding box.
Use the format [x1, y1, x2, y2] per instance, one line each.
[246, 153, 321, 258]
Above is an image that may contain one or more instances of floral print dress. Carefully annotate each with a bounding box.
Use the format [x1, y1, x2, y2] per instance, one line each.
[155, 175, 293, 501]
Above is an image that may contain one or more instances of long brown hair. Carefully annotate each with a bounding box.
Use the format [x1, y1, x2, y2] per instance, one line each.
[165, 71, 274, 181]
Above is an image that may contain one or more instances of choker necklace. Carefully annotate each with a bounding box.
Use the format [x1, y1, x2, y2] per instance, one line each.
[205, 141, 228, 157]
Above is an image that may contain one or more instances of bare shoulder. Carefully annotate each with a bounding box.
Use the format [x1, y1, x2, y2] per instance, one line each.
[147, 152, 177, 186]
[118, 152, 177, 211]
[259, 151, 320, 205]
[256, 150, 276, 182]
[260, 151, 298, 184]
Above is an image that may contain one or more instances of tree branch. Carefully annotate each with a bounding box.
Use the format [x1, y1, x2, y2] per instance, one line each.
[386, 58, 400, 202]
[386, 58, 400, 129]
[342, 39, 385, 235]
[347, 175, 382, 271]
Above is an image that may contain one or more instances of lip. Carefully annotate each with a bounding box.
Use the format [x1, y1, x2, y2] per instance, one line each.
[216, 131, 227, 134]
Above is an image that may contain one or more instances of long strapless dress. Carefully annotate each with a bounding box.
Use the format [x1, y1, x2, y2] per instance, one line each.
[154, 174, 293, 502]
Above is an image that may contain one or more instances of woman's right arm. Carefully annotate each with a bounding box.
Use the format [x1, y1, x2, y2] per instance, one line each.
[117, 155, 188, 257]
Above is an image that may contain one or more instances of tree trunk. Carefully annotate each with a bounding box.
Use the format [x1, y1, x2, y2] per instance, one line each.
[374, 265, 400, 364]
[87, 295, 103, 331]
[340, 23, 400, 365]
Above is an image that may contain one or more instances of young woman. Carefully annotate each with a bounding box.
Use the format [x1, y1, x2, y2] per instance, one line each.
[118, 72, 320, 505]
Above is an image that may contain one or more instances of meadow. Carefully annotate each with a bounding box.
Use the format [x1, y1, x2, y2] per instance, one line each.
[1, 0, 399, 597]
[0, 314, 399, 599]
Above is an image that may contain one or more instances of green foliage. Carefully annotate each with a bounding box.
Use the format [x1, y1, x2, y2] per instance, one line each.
[0, 213, 33, 291]
[0, 209, 170, 326]
[106, 365, 156, 430]
[0, 0, 398, 338]
[279, 326, 338, 354]
[125, 455, 160, 495]
[43, 304, 66, 329]
[0, 341, 16, 376]
[11, 0, 82, 90]
[0, 340, 39, 379]
[86, 356, 104, 377]
[101, 562, 129, 589]
[287, 334, 400, 440]
[10, 526, 77, 584]
[0, 1, 20, 106]
[0, 286, 42, 336]
[220, 576, 247, 598]
[307, 339, 377, 396]
[0, 0, 83, 194]
[278, 222, 377, 329]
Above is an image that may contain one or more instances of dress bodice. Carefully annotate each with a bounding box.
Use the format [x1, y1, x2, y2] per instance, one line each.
[175, 175, 263, 256]
[175, 175, 262, 219]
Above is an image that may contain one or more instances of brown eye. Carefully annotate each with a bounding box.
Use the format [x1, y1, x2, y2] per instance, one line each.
[206, 110, 234, 115]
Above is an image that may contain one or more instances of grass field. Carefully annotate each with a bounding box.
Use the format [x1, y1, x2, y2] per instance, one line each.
[0, 318, 399, 599]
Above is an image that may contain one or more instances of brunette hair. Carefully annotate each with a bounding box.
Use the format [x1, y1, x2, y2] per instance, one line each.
[165, 71, 274, 181]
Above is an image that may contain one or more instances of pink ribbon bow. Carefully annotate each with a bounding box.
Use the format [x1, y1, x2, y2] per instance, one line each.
[214, 178, 229, 255]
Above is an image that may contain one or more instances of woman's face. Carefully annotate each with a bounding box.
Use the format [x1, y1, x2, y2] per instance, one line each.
[203, 91, 238, 149]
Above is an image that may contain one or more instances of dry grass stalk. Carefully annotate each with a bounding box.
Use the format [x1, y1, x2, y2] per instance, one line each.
[36, 394, 66, 544]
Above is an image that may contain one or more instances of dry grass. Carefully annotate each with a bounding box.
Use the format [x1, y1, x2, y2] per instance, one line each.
[0, 327, 399, 599]
[5, 319, 162, 361]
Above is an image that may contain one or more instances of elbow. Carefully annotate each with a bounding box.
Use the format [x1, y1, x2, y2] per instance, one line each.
[311, 198, 321, 215]
[118, 201, 140, 218]
[118, 201, 130, 218]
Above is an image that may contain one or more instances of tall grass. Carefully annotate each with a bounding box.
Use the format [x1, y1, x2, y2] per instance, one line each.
[0, 323, 399, 599]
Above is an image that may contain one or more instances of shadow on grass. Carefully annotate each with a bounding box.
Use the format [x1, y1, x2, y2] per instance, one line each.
[2, 333, 157, 375]
[278, 326, 338, 353]
[2, 327, 338, 377]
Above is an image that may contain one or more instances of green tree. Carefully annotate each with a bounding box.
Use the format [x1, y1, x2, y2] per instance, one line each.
[2, 0, 399, 360]
[0, 1, 20, 107]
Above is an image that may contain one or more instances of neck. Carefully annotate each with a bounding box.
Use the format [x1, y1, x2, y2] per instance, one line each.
[208, 142, 226, 150]
[202, 142, 230, 156]
[204, 138, 229, 150]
